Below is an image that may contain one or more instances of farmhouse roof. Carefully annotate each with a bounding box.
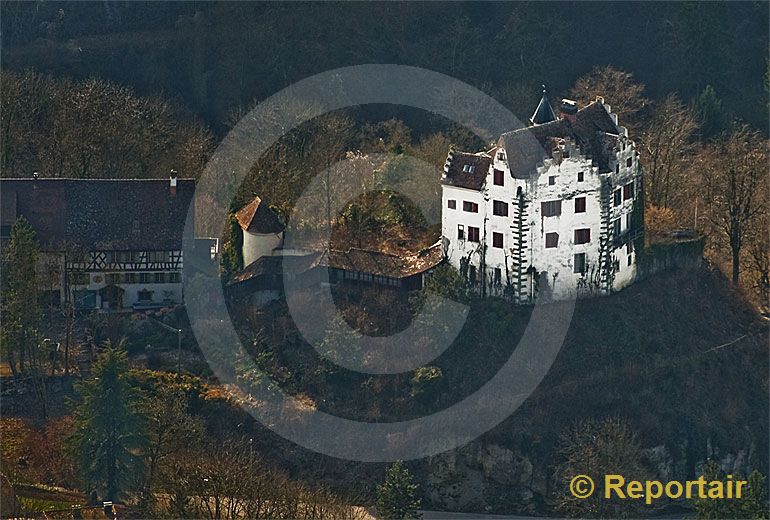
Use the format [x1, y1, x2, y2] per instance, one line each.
[0, 178, 195, 251]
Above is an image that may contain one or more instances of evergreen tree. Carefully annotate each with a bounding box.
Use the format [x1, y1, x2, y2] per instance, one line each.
[69, 340, 146, 501]
[375, 461, 422, 520]
[695, 460, 734, 519]
[741, 471, 770, 520]
[0, 216, 41, 377]
[694, 463, 770, 519]
[220, 213, 244, 280]
[696, 85, 731, 140]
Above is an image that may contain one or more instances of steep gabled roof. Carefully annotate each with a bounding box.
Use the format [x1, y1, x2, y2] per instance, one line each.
[0, 178, 195, 250]
[441, 151, 491, 190]
[234, 195, 284, 234]
[502, 100, 622, 178]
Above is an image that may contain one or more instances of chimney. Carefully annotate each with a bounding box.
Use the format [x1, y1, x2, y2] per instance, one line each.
[169, 169, 178, 197]
[559, 99, 578, 124]
[33, 171, 39, 180]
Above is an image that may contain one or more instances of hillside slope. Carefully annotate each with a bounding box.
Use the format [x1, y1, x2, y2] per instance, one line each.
[419, 265, 768, 513]
[229, 264, 767, 515]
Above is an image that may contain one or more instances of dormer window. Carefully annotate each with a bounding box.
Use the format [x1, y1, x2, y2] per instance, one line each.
[463, 164, 475, 173]
[497, 152, 505, 161]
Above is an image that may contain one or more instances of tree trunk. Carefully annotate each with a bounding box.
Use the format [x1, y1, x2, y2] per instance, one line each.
[732, 245, 740, 285]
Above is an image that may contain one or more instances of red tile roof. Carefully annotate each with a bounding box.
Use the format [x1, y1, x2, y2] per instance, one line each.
[441, 152, 491, 190]
[234, 196, 284, 234]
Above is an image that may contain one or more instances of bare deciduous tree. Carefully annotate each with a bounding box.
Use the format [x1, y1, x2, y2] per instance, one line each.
[699, 125, 767, 284]
[569, 66, 649, 130]
[640, 94, 698, 210]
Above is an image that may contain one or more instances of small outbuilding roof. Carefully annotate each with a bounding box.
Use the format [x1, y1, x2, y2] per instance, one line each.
[234, 196, 284, 234]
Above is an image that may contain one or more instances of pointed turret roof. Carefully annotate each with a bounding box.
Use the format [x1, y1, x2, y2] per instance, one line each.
[530, 85, 557, 125]
[235, 195, 285, 234]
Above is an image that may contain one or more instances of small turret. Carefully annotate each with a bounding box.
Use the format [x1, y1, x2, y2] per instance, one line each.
[530, 85, 557, 126]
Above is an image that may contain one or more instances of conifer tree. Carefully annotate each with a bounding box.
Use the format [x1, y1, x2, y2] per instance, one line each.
[375, 461, 422, 520]
[69, 340, 146, 501]
[0, 216, 40, 377]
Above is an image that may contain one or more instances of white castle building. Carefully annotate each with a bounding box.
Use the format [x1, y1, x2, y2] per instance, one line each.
[441, 91, 643, 303]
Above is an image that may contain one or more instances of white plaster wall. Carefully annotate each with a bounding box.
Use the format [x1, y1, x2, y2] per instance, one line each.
[242, 230, 283, 267]
[442, 185, 485, 273]
[527, 153, 604, 301]
[606, 134, 642, 292]
[441, 111, 644, 303]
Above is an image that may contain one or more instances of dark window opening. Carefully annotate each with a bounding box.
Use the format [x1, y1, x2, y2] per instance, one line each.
[463, 201, 479, 213]
[548, 175, 557, 186]
[457, 225, 465, 240]
[545, 232, 559, 248]
[577, 171, 584, 182]
[574, 228, 591, 244]
[447, 199, 456, 209]
[574, 253, 586, 274]
[492, 232, 503, 248]
[493, 200, 508, 216]
[574, 197, 586, 213]
[541, 200, 562, 217]
[468, 226, 480, 242]
[493, 169, 504, 186]
[623, 182, 634, 200]
[614, 189, 622, 206]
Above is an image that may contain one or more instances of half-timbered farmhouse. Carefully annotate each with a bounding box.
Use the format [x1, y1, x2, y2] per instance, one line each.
[1, 176, 199, 310]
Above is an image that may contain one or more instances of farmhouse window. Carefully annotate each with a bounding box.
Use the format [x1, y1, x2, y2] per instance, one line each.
[447, 199, 456, 209]
[463, 201, 479, 213]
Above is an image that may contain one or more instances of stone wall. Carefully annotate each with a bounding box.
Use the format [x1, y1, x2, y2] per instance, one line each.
[635, 234, 705, 281]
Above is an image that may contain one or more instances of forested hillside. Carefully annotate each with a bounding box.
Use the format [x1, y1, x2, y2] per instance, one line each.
[2, 2, 768, 132]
